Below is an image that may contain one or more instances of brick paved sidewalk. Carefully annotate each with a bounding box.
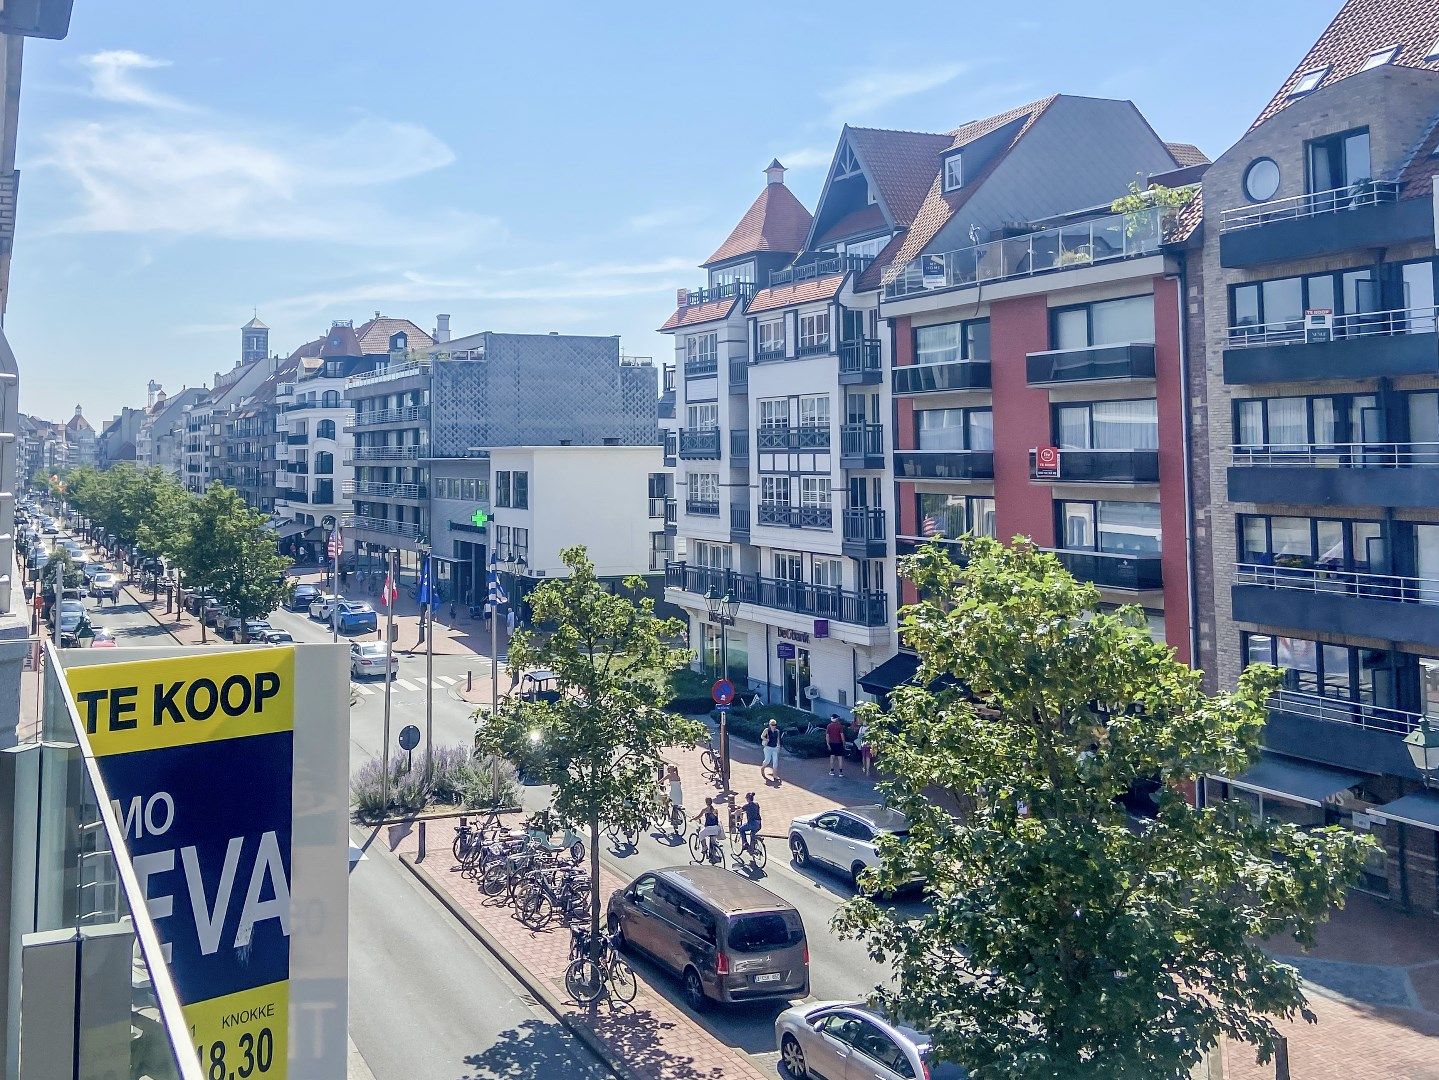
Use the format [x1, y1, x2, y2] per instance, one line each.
[388, 822, 769, 1080]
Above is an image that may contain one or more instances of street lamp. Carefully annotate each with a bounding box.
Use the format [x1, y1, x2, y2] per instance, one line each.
[1405, 719, 1439, 788]
[705, 588, 738, 800]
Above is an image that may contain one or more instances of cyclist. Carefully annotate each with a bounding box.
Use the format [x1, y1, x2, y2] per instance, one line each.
[691, 797, 722, 861]
[735, 792, 761, 855]
[664, 763, 683, 814]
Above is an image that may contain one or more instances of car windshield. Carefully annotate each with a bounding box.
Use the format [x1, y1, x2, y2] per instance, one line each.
[726, 912, 800, 952]
[343, 602, 373, 613]
[356, 644, 385, 657]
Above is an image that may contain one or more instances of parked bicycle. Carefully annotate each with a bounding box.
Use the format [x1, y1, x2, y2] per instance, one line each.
[452, 808, 505, 866]
[515, 864, 590, 930]
[565, 924, 637, 1005]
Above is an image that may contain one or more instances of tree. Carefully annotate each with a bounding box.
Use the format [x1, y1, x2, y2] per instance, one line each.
[474, 546, 703, 971]
[835, 536, 1369, 1080]
[175, 484, 291, 643]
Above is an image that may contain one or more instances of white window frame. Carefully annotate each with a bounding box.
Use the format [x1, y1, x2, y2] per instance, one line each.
[811, 557, 844, 588]
[687, 403, 718, 430]
[685, 333, 717, 364]
[760, 475, 791, 506]
[759, 398, 791, 429]
[798, 394, 830, 428]
[692, 540, 732, 570]
[690, 472, 720, 502]
[758, 319, 785, 355]
[1360, 45, 1400, 71]
[799, 476, 831, 507]
[798, 310, 830, 352]
[943, 153, 963, 192]
[1289, 66, 1328, 97]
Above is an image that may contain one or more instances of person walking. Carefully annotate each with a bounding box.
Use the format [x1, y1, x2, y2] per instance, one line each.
[826, 713, 846, 777]
[760, 718, 782, 784]
[505, 606, 516, 639]
[854, 718, 873, 776]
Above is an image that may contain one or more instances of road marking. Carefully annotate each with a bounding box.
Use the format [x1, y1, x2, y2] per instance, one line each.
[352, 683, 376, 696]
[430, 681, 447, 690]
[437, 675, 457, 685]
[394, 678, 420, 692]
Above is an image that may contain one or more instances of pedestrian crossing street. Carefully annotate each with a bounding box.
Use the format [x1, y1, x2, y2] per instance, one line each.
[351, 674, 460, 696]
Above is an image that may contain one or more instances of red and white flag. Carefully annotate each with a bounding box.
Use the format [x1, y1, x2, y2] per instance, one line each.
[380, 571, 398, 608]
[326, 528, 341, 561]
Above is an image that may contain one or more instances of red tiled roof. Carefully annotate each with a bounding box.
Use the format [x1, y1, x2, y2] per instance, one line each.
[1250, 0, 1439, 130]
[1169, 189, 1205, 244]
[1163, 141, 1210, 167]
[813, 204, 888, 247]
[864, 96, 1060, 290]
[844, 127, 954, 229]
[745, 274, 845, 315]
[355, 316, 434, 355]
[658, 296, 740, 332]
[704, 182, 813, 266]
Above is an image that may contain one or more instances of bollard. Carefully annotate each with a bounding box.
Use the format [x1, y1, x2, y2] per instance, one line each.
[467, 669, 472, 692]
[418, 819, 427, 862]
[1274, 1037, 1289, 1080]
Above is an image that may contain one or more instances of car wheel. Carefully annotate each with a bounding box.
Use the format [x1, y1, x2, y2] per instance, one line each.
[851, 862, 868, 891]
[682, 967, 706, 1011]
[789, 835, 809, 867]
[781, 1035, 808, 1079]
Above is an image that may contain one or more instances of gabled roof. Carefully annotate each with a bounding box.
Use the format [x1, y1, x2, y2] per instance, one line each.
[864, 95, 1060, 290]
[355, 316, 434, 356]
[1163, 141, 1209, 167]
[659, 296, 741, 332]
[1250, 0, 1439, 130]
[704, 178, 813, 267]
[842, 126, 955, 230]
[813, 204, 888, 248]
[745, 274, 846, 316]
[243, 316, 268, 330]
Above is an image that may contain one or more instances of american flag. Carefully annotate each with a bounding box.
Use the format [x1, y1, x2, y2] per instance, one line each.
[326, 528, 341, 561]
[921, 515, 939, 538]
[380, 570, 398, 608]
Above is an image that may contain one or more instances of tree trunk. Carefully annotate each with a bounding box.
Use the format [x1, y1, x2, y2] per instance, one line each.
[589, 815, 602, 967]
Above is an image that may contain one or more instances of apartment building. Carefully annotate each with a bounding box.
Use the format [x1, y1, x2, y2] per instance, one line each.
[179, 328, 277, 495]
[1191, 0, 1439, 907]
[136, 386, 206, 478]
[866, 95, 1202, 694]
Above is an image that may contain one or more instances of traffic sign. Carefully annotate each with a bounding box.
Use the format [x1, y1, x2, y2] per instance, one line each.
[398, 725, 421, 751]
[711, 678, 735, 705]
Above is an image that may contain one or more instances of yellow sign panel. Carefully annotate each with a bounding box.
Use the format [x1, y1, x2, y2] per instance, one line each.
[186, 980, 289, 1078]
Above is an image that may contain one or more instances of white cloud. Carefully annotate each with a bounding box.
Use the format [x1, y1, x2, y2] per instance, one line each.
[81, 50, 193, 111]
[823, 62, 966, 122]
[775, 146, 834, 171]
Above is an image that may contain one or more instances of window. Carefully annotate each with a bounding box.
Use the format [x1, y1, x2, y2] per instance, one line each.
[811, 557, 843, 588]
[943, 153, 963, 192]
[1307, 128, 1371, 193]
[513, 471, 528, 510]
[799, 476, 830, 507]
[1238, 514, 1386, 572]
[798, 395, 829, 428]
[322, 390, 342, 408]
[759, 398, 790, 429]
[760, 476, 790, 506]
[692, 540, 732, 570]
[1244, 158, 1281, 202]
[709, 263, 754, 290]
[1233, 393, 1377, 448]
[842, 236, 885, 260]
[685, 333, 718, 366]
[1059, 501, 1161, 555]
[689, 473, 719, 503]
[495, 471, 511, 507]
[1241, 633, 1391, 708]
[1402, 261, 1437, 329]
[1051, 296, 1154, 350]
[915, 319, 989, 365]
[798, 310, 830, 353]
[687, 403, 718, 430]
[917, 493, 994, 538]
[1230, 268, 1377, 337]
[314, 451, 333, 474]
[772, 552, 803, 581]
[758, 319, 785, 357]
[316, 419, 336, 440]
[1289, 67, 1328, 97]
[1361, 44, 1400, 70]
[916, 407, 992, 451]
[1055, 400, 1158, 451]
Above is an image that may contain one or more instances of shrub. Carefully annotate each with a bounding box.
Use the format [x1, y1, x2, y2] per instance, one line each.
[350, 753, 429, 820]
[785, 732, 832, 758]
[665, 666, 715, 714]
[459, 755, 521, 809]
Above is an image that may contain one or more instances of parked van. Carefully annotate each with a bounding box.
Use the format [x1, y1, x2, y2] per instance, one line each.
[606, 865, 808, 1010]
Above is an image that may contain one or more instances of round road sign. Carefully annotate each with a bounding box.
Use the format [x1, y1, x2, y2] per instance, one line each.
[711, 679, 735, 705]
[398, 725, 421, 752]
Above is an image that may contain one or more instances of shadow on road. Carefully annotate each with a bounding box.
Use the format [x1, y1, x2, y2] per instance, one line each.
[462, 1018, 607, 1080]
[617, 948, 785, 1057]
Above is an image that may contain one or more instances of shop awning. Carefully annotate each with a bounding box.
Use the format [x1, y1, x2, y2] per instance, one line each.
[859, 652, 921, 696]
[274, 520, 308, 539]
[1221, 755, 1366, 807]
[1373, 792, 1439, 832]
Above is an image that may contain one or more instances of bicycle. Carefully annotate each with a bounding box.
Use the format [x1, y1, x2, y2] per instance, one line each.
[605, 816, 640, 849]
[565, 925, 638, 1005]
[699, 738, 721, 783]
[516, 865, 590, 929]
[687, 825, 726, 868]
[727, 821, 768, 870]
[452, 808, 505, 866]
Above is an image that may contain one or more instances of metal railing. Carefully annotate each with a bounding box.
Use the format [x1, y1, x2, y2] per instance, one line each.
[839, 338, 882, 377]
[1269, 688, 1426, 736]
[648, 496, 667, 519]
[885, 206, 1170, 299]
[678, 428, 721, 459]
[346, 404, 429, 427]
[843, 506, 886, 543]
[664, 498, 677, 525]
[841, 422, 884, 460]
[347, 358, 432, 388]
[1236, 561, 1439, 605]
[730, 503, 751, 534]
[1231, 441, 1439, 467]
[768, 252, 874, 288]
[342, 514, 423, 538]
[757, 424, 831, 451]
[795, 338, 832, 358]
[679, 280, 755, 307]
[729, 357, 750, 386]
[1225, 305, 1438, 348]
[348, 444, 426, 462]
[664, 561, 888, 627]
[684, 354, 718, 377]
[685, 499, 720, 517]
[757, 503, 833, 529]
[1219, 181, 1402, 233]
[287, 432, 309, 445]
[756, 343, 787, 362]
[1047, 547, 1163, 590]
[345, 480, 428, 500]
[730, 429, 749, 458]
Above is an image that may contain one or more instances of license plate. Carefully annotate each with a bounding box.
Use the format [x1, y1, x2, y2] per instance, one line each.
[754, 973, 782, 983]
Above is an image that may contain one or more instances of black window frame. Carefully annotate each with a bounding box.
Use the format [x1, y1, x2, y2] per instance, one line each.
[1051, 398, 1159, 450]
[1048, 294, 1154, 351]
[513, 470, 529, 510]
[1231, 392, 1381, 447]
[912, 317, 990, 365]
[1227, 265, 1393, 332]
[1055, 499, 1163, 556]
[495, 470, 511, 508]
[1235, 513, 1388, 571]
[913, 404, 993, 452]
[915, 492, 994, 540]
[1305, 126, 1372, 193]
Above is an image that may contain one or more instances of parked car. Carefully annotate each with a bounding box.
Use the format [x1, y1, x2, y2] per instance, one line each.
[90, 628, 118, 648]
[184, 591, 213, 616]
[308, 594, 341, 620]
[335, 601, 377, 635]
[775, 1002, 964, 1080]
[289, 583, 322, 611]
[55, 601, 88, 647]
[259, 630, 295, 645]
[350, 641, 397, 679]
[83, 561, 106, 580]
[787, 805, 916, 892]
[89, 572, 118, 599]
[224, 618, 273, 642]
[202, 601, 226, 627]
[606, 865, 808, 1009]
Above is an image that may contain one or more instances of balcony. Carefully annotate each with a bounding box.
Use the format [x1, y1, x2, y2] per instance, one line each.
[795, 338, 832, 359]
[286, 462, 310, 474]
[1028, 448, 1160, 483]
[1050, 548, 1163, 590]
[658, 392, 676, 420]
[840, 422, 885, 469]
[757, 503, 833, 530]
[1232, 563, 1439, 646]
[664, 498, 677, 530]
[341, 514, 423, 539]
[756, 343, 787, 363]
[885, 206, 1170, 299]
[1264, 690, 1430, 781]
[664, 431, 677, 467]
[768, 252, 874, 288]
[1218, 182, 1427, 267]
[286, 433, 309, 445]
[677, 280, 755, 307]
[684, 354, 718, 377]
[1222, 307, 1439, 383]
[685, 499, 720, 518]
[892, 361, 991, 394]
[283, 488, 310, 503]
[842, 507, 886, 558]
[343, 480, 429, 501]
[756, 425, 831, 451]
[729, 357, 749, 389]
[344, 404, 430, 431]
[839, 339, 883, 385]
[648, 496, 668, 519]
[730, 429, 749, 460]
[1026, 343, 1156, 386]
[893, 450, 994, 480]
[665, 562, 889, 628]
[1228, 441, 1439, 509]
[730, 503, 750, 541]
[346, 444, 425, 463]
[896, 534, 968, 564]
[678, 428, 721, 460]
[346, 358, 432, 390]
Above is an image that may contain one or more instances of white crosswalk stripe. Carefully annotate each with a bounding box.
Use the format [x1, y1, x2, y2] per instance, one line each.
[430, 681, 446, 691]
[352, 683, 377, 696]
[437, 675, 457, 685]
[393, 678, 421, 692]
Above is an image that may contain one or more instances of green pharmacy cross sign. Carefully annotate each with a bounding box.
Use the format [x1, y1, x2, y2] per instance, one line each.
[471, 508, 489, 528]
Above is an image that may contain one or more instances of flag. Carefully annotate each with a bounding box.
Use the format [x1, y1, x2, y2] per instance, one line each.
[417, 555, 433, 608]
[487, 568, 508, 608]
[921, 515, 939, 537]
[327, 528, 341, 561]
[381, 570, 398, 608]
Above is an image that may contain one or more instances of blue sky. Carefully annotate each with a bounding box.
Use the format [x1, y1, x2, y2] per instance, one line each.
[11, 0, 1338, 424]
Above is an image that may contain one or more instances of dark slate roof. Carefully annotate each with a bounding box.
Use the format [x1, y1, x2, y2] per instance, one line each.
[745, 274, 846, 315]
[319, 324, 363, 358]
[704, 180, 813, 266]
[659, 296, 741, 332]
[1250, 0, 1439, 130]
[243, 316, 268, 330]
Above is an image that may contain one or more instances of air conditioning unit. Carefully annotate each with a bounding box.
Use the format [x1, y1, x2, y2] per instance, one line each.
[804, 685, 821, 701]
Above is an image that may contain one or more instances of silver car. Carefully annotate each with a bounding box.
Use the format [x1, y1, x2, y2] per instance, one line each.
[788, 805, 916, 891]
[775, 1001, 965, 1080]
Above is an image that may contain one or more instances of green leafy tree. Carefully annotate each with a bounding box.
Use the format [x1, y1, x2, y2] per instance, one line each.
[835, 536, 1369, 1080]
[40, 548, 85, 594]
[474, 546, 703, 968]
[175, 484, 291, 643]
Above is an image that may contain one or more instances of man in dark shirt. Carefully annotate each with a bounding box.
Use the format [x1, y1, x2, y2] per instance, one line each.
[735, 792, 761, 854]
[826, 714, 846, 778]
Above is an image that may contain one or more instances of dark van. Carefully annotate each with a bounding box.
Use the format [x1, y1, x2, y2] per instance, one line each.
[606, 865, 808, 1010]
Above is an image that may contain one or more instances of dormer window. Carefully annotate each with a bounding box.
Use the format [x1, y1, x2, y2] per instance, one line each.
[1289, 67, 1328, 97]
[943, 153, 964, 192]
[1361, 45, 1400, 70]
[1427, 37, 1439, 61]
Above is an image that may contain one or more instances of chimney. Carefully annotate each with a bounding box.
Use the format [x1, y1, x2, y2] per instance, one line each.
[434, 314, 451, 343]
[765, 158, 786, 186]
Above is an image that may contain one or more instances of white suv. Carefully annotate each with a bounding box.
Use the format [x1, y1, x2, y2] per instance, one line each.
[787, 805, 914, 891]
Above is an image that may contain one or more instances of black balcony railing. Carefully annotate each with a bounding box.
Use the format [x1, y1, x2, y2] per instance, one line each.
[730, 430, 749, 458]
[840, 422, 884, 465]
[730, 503, 750, 535]
[287, 433, 309, 445]
[1026, 343, 1156, 385]
[678, 428, 721, 460]
[665, 562, 888, 627]
[842, 507, 886, 544]
[1050, 548, 1163, 590]
[756, 343, 786, 362]
[893, 361, 992, 394]
[768, 253, 874, 288]
[1029, 448, 1160, 483]
[757, 503, 833, 529]
[685, 499, 720, 517]
[679, 280, 755, 307]
[893, 450, 994, 480]
[684, 355, 718, 377]
[795, 339, 832, 358]
[839, 338, 882, 383]
[729, 357, 749, 387]
[756, 425, 831, 451]
[658, 394, 676, 420]
[663, 432, 678, 464]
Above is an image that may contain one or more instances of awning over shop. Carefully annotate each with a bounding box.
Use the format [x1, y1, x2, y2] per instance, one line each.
[859, 652, 921, 697]
[1373, 792, 1439, 832]
[1220, 755, 1366, 807]
[274, 520, 308, 539]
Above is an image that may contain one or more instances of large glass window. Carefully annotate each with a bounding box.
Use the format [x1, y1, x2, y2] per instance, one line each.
[689, 473, 720, 502]
[495, 471, 511, 507]
[1402, 261, 1437, 330]
[316, 419, 336, 440]
[1230, 269, 1378, 338]
[1307, 128, 1371, 192]
[691, 540, 732, 570]
[760, 476, 790, 506]
[916, 408, 993, 451]
[1055, 399, 1157, 451]
[1051, 296, 1155, 350]
[1238, 514, 1386, 571]
[798, 395, 829, 428]
[917, 493, 994, 538]
[1060, 501, 1161, 555]
[758, 398, 789, 429]
[798, 311, 830, 352]
[687, 403, 718, 430]
[758, 320, 785, 357]
[799, 477, 831, 507]
[914, 319, 989, 365]
[1233, 394, 1376, 448]
[513, 471, 528, 510]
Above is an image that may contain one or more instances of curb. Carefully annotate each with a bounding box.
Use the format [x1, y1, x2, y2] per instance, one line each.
[396, 852, 637, 1080]
[118, 584, 186, 646]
